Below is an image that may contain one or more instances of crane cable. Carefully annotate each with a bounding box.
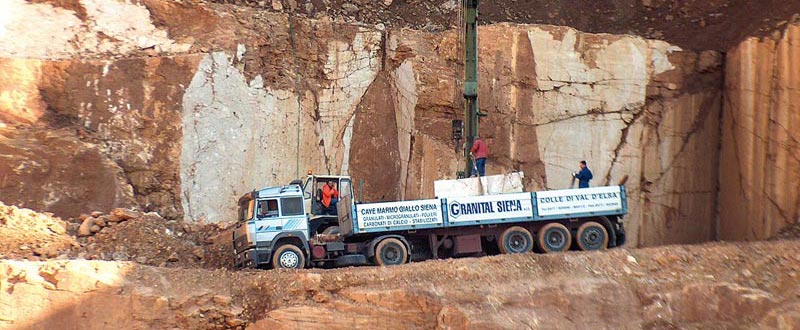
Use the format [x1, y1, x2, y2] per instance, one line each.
[457, 0, 465, 107]
[288, 13, 303, 178]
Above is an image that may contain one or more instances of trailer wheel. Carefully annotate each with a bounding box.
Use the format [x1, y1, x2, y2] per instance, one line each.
[576, 221, 609, 251]
[537, 223, 572, 253]
[374, 238, 408, 266]
[272, 244, 305, 269]
[498, 226, 534, 254]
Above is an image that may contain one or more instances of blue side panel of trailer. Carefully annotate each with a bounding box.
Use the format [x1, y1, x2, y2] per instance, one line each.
[532, 186, 628, 221]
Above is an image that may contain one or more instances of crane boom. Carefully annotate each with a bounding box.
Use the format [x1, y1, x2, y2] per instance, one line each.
[462, 0, 481, 176]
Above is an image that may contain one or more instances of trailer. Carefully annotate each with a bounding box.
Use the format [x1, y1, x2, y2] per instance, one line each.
[233, 174, 627, 269]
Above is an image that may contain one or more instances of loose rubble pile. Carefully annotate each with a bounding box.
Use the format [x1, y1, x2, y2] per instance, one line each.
[0, 201, 76, 260]
[0, 202, 234, 269]
[75, 208, 142, 237]
[68, 209, 235, 269]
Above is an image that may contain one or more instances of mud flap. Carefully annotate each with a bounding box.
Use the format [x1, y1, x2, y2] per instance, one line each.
[615, 222, 627, 247]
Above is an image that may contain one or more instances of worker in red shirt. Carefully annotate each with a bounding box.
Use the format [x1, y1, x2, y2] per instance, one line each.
[322, 180, 339, 214]
[470, 136, 488, 177]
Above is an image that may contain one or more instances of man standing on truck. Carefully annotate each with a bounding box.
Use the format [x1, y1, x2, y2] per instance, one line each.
[572, 160, 593, 188]
[322, 180, 339, 215]
[470, 136, 488, 177]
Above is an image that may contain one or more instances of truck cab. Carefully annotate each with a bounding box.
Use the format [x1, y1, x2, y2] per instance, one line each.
[297, 174, 354, 235]
[233, 174, 355, 269]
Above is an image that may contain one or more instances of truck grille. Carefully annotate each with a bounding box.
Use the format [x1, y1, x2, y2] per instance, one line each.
[234, 234, 253, 254]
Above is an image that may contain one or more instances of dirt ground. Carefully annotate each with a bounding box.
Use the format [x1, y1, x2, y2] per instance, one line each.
[207, 0, 800, 51]
[2, 203, 800, 329]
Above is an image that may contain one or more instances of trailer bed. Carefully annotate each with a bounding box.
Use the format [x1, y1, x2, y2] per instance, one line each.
[338, 186, 627, 236]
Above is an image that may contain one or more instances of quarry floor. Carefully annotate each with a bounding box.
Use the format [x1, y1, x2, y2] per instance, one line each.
[1, 203, 800, 329]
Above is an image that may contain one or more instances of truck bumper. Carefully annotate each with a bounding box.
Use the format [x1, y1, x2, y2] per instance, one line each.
[234, 247, 272, 269]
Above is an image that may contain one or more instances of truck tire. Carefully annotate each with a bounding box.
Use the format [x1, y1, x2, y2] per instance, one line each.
[537, 223, 571, 253]
[374, 238, 408, 266]
[272, 244, 305, 269]
[498, 226, 534, 254]
[576, 221, 609, 251]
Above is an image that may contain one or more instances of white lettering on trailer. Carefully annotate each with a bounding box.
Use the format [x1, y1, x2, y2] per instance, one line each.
[447, 193, 533, 223]
[357, 199, 443, 229]
[536, 186, 623, 217]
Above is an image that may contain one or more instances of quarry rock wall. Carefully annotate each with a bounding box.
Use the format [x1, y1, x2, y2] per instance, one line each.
[0, 0, 728, 246]
[718, 23, 800, 241]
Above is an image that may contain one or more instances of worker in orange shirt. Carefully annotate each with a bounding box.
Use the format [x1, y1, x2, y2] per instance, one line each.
[470, 136, 488, 177]
[322, 180, 339, 215]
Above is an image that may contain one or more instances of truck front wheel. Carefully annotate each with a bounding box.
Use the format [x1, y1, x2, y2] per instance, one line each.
[272, 244, 306, 269]
[537, 223, 572, 253]
[374, 238, 408, 266]
[498, 226, 534, 254]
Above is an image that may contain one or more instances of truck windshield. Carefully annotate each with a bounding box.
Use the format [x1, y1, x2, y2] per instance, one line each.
[238, 198, 254, 222]
[281, 197, 304, 216]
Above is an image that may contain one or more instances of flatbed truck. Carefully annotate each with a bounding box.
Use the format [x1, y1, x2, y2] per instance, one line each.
[233, 173, 627, 269]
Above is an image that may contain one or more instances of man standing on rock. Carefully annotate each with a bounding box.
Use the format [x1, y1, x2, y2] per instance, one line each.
[322, 180, 339, 215]
[470, 136, 488, 177]
[573, 160, 593, 188]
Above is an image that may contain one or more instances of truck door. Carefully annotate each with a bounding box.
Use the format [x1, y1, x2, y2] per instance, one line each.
[254, 198, 282, 244]
[280, 196, 308, 239]
[339, 178, 353, 201]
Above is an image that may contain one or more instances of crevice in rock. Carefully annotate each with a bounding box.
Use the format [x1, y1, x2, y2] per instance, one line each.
[765, 195, 791, 229]
[651, 93, 717, 185]
[605, 105, 647, 186]
[513, 107, 638, 128]
[723, 91, 750, 201]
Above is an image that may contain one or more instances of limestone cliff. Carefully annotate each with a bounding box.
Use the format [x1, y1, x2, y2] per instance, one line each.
[719, 23, 800, 241]
[0, 0, 724, 246]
